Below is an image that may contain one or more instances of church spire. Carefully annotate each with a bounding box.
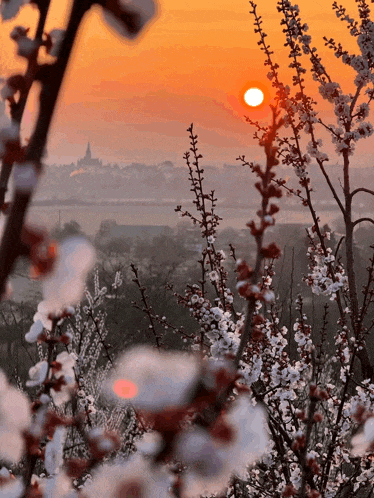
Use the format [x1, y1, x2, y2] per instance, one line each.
[85, 142, 91, 160]
[77, 141, 102, 167]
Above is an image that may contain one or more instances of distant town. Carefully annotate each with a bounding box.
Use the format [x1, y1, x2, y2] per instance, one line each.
[20, 142, 374, 235]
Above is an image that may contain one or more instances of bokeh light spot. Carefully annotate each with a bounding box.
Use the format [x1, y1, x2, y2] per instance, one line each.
[113, 379, 138, 399]
[244, 87, 264, 107]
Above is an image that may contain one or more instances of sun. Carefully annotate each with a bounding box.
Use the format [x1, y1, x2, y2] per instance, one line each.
[244, 87, 264, 107]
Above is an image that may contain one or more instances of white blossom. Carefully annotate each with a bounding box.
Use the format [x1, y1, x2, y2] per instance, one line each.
[82, 453, 172, 498]
[41, 236, 95, 315]
[174, 396, 268, 497]
[104, 345, 200, 412]
[26, 360, 48, 388]
[51, 352, 77, 406]
[44, 427, 66, 475]
[25, 319, 44, 343]
[40, 472, 74, 498]
[0, 478, 24, 498]
[0, 370, 30, 463]
[351, 417, 374, 456]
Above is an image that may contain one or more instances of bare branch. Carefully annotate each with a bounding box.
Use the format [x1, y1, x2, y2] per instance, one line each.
[351, 187, 374, 199]
[352, 217, 374, 228]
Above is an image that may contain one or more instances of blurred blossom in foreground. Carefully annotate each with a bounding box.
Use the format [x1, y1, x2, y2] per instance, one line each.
[224, 396, 268, 476]
[32, 471, 75, 498]
[103, 0, 157, 39]
[104, 345, 200, 412]
[0, 476, 24, 498]
[82, 453, 173, 498]
[175, 396, 268, 498]
[0, 370, 31, 463]
[351, 417, 374, 456]
[0, 0, 29, 21]
[44, 426, 66, 475]
[41, 237, 95, 315]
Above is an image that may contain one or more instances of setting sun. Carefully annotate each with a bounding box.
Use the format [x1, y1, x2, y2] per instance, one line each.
[113, 379, 138, 399]
[244, 87, 264, 107]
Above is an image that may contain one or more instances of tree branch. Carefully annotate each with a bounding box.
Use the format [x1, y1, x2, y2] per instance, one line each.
[352, 217, 374, 228]
[351, 187, 374, 199]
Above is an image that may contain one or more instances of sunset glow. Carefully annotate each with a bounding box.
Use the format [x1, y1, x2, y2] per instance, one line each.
[0, 0, 360, 165]
[244, 87, 264, 107]
[113, 379, 138, 399]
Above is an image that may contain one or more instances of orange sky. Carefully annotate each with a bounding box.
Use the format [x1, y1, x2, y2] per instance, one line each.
[0, 0, 370, 165]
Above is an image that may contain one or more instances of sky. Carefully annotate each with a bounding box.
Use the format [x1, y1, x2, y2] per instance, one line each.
[0, 0, 372, 166]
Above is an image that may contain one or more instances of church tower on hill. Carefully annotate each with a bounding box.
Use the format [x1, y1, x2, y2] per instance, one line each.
[77, 142, 102, 167]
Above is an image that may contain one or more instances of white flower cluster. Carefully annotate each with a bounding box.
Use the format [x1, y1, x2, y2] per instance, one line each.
[204, 306, 240, 358]
[293, 319, 313, 358]
[306, 139, 328, 162]
[270, 362, 300, 388]
[334, 93, 352, 123]
[306, 245, 348, 299]
[26, 351, 77, 406]
[318, 82, 340, 103]
[299, 109, 318, 134]
[186, 288, 238, 357]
